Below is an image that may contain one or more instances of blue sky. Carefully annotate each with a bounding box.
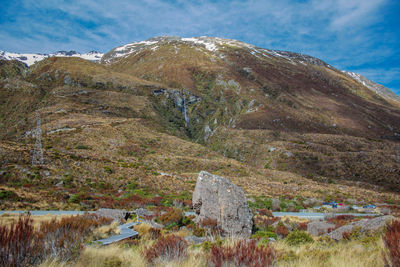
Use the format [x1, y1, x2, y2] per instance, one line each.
[1, 0, 399, 95]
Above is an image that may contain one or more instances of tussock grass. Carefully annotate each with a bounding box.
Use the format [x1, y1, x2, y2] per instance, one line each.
[38, 234, 385, 267]
[0, 213, 70, 229]
[275, 238, 384, 267]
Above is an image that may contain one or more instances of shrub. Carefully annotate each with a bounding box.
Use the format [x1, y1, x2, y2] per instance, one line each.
[148, 227, 161, 240]
[103, 256, 122, 267]
[254, 216, 279, 231]
[251, 230, 277, 240]
[37, 213, 113, 262]
[158, 208, 183, 227]
[209, 239, 276, 267]
[199, 218, 223, 237]
[327, 215, 356, 229]
[0, 189, 18, 200]
[181, 216, 194, 226]
[0, 214, 38, 267]
[297, 222, 308, 231]
[193, 227, 205, 237]
[103, 166, 113, 174]
[75, 145, 89, 149]
[285, 230, 314, 246]
[383, 220, 400, 266]
[257, 209, 273, 217]
[275, 222, 289, 237]
[144, 235, 188, 263]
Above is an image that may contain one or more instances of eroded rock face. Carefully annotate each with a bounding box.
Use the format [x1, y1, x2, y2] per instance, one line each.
[192, 171, 253, 238]
[325, 215, 395, 241]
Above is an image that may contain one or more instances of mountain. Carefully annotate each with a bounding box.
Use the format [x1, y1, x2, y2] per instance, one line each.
[0, 50, 103, 66]
[343, 71, 400, 103]
[0, 36, 399, 210]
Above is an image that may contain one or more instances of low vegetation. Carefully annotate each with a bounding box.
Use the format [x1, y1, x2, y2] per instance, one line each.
[0, 209, 396, 267]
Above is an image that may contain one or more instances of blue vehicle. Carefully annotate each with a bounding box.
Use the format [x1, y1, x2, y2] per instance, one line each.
[322, 202, 338, 208]
[363, 204, 376, 209]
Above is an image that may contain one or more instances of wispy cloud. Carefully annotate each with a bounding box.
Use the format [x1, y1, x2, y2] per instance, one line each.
[0, 0, 398, 94]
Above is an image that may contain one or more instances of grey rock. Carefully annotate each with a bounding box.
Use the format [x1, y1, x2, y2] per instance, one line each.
[303, 198, 322, 207]
[272, 198, 281, 211]
[144, 221, 163, 229]
[185, 235, 206, 245]
[380, 208, 392, 215]
[285, 151, 294, 157]
[192, 171, 253, 238]
[326, 215, 395, 241]
[307, 221, 335, 236]
[95, 208, 127, 223]
[64, 75, 72, 85]
[133, 208, 154, 217]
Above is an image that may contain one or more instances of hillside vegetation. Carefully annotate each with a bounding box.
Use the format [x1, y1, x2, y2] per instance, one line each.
[0, 36, 400, 210]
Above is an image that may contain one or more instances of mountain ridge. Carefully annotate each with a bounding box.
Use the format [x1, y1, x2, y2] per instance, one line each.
[1, 36, 398, 103]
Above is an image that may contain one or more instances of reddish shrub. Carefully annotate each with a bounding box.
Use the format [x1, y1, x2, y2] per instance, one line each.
[158, 208, 183, 226]
[258, 209, 273, 217]
[342, 231, 352, 240]
[149, 227, 161, 240]
[254, 216, 279, 231]
[0, 214, 38, 267]
[297, 222, 308, 231]
[327, 215, 357, 229]
[210, 239, 276, 267]
[149, 196, 163, 206]
[37, 213, 112, 262]
[199, 218, 223, 236]
[144, 235, 188, 263]
[183, 199, 192, 207]
[275, 223, 289, 237]
[383, 220, 400, 267]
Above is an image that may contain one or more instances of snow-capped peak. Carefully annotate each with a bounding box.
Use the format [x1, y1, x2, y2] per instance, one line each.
[0, 50, 104, 66]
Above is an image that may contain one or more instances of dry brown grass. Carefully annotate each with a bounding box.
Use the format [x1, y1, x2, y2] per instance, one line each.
[0, 213, 71, 229]
[37, 236, 385, 267]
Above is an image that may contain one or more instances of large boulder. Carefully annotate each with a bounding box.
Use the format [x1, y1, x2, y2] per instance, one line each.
[192, 171, 253, 238]
[325, 215, 395, 241]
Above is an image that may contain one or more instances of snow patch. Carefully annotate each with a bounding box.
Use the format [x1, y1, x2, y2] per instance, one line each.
[0, 50, 103, 66]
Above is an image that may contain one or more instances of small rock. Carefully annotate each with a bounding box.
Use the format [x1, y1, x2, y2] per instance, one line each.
[272, 198, 281, 211]
[133, 208, 154, 217]
[285, 151, 294, 157]
[64, 75, 72, 85]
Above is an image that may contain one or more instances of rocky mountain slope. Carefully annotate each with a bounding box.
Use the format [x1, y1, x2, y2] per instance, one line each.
[343, 71, 400, 104]
[0, 36, 399, 210]
[0, 50, 103, 66]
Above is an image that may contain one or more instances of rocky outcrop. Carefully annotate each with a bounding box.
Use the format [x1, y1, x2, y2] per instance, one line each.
[192, 171, 253, 238]
[307, 221, 335, 236]
[325, 215, 395, 241]
[94, 208, 129, 222]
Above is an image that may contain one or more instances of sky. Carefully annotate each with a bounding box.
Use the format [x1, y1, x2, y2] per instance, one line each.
[0, 0, 399, 95]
